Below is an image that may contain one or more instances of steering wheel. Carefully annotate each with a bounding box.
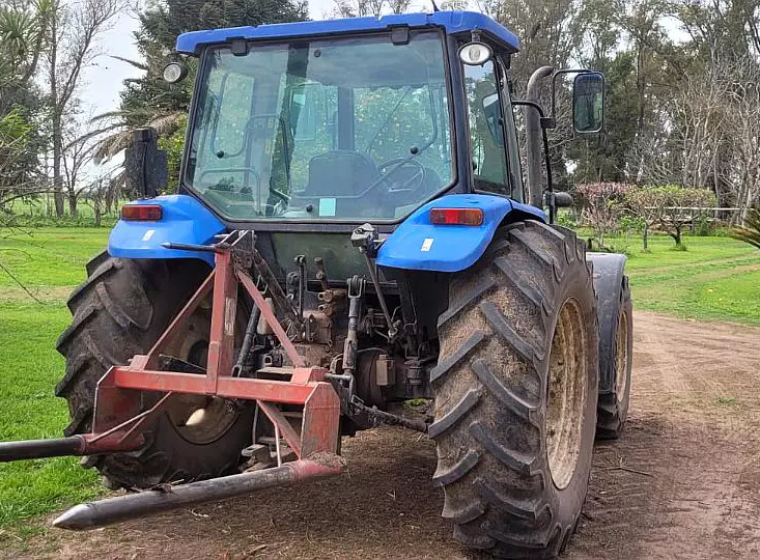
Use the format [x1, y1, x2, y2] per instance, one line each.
[377, 158, 426, 195]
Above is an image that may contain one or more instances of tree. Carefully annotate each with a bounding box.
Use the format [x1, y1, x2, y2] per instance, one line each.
[623, 185, 663, 250]
[0, 0, 50, 211]
[45, 0, 122, 217]
[575, 182, 631, 248]
[626, 185, 716, 247]
[0, 109, 39, 210]
[61, 115, 101, 215]
[332, 0, 411, 17]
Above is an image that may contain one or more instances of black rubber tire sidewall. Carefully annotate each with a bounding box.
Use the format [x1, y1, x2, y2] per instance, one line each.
[430, 221, 599, 559]
[596, 278, 633, 440]
[56, 256, 254, 489]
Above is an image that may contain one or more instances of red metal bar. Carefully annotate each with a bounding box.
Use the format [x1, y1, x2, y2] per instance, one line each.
[144, 271, 215, 370]
[113, 367, 317, 405]
[81, 431, 145, 455]
[290, 366, 327, 384]
[207, 249, 238, 393]
[236, 268, 305, 367]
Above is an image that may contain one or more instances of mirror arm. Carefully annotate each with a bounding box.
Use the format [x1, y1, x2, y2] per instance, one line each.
[512, 100, 555, 223]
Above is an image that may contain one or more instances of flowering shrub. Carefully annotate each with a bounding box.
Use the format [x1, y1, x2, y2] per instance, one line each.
[575, 182, 633, 248]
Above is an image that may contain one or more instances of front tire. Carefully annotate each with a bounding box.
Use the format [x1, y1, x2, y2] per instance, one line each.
[431, 221, 599, 559]
[56, 255, 254, 489]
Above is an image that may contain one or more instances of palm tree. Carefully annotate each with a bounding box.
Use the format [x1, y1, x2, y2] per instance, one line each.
[732, 207, 760, 250]
[0, 0, 52, 94]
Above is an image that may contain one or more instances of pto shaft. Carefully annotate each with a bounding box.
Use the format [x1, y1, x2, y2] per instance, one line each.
[53, 457, 344, 531]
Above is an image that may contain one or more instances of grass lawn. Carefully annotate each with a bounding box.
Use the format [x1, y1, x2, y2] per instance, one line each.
[0, 228, 109, 536]
[0, 225, 758, 538]
[620, 234, 760, 326]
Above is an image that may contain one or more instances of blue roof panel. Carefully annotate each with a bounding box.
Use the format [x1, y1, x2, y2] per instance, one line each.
[176, 11, 520, 55]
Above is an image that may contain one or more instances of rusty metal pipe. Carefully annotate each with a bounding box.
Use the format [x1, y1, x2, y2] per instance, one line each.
[53, 456, 345, 531]
[0, 436, 85, 462]
[0, 433, 145, 463]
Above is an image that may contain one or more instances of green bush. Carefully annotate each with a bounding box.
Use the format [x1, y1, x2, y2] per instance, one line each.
[556, 210, 578, 229]
[1, 214, 118, 229]
[694, 216, 712, 236]
[618, 214, 645, 233]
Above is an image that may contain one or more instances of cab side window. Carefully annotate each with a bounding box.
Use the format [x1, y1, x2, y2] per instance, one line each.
[463, 60, 509, 195]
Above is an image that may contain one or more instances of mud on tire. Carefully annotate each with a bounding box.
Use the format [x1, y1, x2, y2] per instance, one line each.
[431, 221, 599, 559]
[55, 254, 254, 490]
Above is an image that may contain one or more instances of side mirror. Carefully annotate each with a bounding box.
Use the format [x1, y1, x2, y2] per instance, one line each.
[572, 73, 604, 134]
[124, 128, 168, 198]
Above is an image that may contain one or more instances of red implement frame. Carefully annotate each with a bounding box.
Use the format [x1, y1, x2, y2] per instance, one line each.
[88, 235, 340, 460]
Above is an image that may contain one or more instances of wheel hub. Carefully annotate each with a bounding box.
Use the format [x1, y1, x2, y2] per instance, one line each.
[546, 299, 588, 490]
[163, 312, 241, 445]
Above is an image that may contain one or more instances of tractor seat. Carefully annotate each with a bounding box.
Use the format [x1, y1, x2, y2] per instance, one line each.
[302, 150, 379, 198]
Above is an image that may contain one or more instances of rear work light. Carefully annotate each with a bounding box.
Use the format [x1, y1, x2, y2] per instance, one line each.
[429, 208, 484, 226]
[121, 204, 163, 221]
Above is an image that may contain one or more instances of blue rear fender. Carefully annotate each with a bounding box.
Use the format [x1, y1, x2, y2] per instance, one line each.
[108, 195, 226, 267]
[377, 194, 546, 273]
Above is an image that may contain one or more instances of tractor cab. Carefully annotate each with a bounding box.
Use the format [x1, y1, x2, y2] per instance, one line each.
[173, 12, 527, 224]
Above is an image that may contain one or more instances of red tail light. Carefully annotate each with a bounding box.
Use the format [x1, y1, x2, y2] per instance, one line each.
[429, 208, 484, 226]
[121, 204, 163, 221]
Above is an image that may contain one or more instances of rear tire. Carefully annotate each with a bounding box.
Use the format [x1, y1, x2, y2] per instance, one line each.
[56, 256, 254, 489]
[431, 221, 599, 559]
[595, 277, 632, 440]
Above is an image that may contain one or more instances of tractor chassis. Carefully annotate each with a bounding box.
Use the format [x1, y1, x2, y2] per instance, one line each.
[0, 230, 346, 529]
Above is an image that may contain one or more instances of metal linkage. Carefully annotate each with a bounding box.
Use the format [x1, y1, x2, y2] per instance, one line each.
[342, 276, 365, 377]
[351, 223, 397, 339]
[351, 398, 429, 433]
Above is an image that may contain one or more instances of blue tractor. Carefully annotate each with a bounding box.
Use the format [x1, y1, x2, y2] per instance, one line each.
[1, 11, 633, 559]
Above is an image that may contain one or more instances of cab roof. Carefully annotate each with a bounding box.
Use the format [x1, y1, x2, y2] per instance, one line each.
[175, 11, 520, 55]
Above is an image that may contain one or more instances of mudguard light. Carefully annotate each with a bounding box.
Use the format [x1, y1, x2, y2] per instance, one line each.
[121, 204, 163, 221]
[429, 208, 484, 226]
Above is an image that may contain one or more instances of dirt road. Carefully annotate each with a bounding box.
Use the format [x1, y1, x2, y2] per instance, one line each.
[13, 312, 760, 560]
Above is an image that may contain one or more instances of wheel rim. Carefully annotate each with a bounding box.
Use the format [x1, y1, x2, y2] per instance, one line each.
[615, 309, 630, 400]
[163, 312, 241, 445]
[546, 299, 588, 490]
